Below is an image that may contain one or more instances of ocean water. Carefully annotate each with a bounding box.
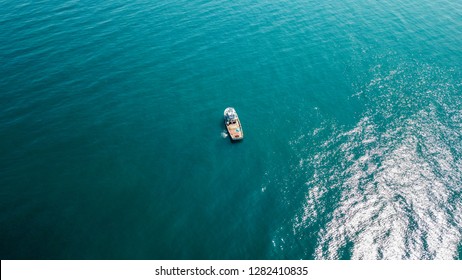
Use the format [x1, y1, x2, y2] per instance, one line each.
[1, 0, 462, 259]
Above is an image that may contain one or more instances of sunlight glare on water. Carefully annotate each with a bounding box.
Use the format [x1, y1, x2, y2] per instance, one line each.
[293, 62, 462, 259]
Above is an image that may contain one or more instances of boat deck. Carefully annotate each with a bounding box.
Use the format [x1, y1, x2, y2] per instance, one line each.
[226, 119, 243, 139]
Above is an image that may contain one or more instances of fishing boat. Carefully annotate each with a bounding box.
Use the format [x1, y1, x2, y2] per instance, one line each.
[224, 107, 244, 141]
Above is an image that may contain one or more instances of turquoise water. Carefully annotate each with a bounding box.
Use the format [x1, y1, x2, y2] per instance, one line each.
[1, 0, 462, 259]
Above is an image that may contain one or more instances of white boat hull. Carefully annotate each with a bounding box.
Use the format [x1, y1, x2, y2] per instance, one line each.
[224, 107, 244, 141]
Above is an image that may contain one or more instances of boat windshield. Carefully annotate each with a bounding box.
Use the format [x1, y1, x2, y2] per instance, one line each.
[226, 113, 236, 120]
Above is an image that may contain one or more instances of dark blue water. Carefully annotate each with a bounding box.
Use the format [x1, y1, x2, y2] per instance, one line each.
[1, 0, 462, 259]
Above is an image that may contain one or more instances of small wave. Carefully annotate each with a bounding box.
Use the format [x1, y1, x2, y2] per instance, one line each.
[221, 130, 228, 138]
